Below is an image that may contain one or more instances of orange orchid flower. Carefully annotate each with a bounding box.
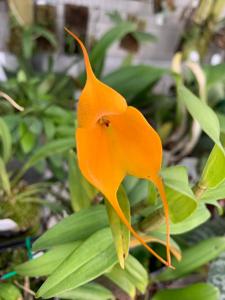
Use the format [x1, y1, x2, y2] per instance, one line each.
[65, 28, 172, 268]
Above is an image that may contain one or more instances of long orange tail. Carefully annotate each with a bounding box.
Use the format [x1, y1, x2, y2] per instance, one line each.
[110, 190, 173, 268]
[64, 27, 95, 80]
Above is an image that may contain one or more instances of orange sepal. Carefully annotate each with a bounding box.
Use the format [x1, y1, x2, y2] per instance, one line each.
[65, 28, 127, 128]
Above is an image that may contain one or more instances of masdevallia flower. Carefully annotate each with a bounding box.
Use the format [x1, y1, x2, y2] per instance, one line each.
[65, 28, 172, 268]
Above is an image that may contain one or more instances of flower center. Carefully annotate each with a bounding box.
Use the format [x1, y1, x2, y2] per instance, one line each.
[98, 116, 110, 127]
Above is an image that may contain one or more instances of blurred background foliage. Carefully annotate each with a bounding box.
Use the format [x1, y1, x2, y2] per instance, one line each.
[1, 0, 225, 299]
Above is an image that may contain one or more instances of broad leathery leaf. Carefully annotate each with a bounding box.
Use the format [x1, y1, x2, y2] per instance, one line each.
[37, 228, 118, 298]
[156, 237, 225, 282]
[33, 205, 108, 251]
[152, 283, 219, 300]
[15, 242, 82, 277]
[0, 283, 22, 300]
[157, 203, 210, 235]
[23, 138, 75, 172]
[161, 166, 197, 223]
[90, 21, 137, 77]
[200, 180, 225, 202]
[69, 150, 96, 211]
[177, 84, 224, 153]
[0, 157, 11, 195]
[103, 65, 167, 102]
[106, 186, 130, 268]
[58, 283, 114, 300]
[200, 144, 225, 189]
[0, 117, 12, 163]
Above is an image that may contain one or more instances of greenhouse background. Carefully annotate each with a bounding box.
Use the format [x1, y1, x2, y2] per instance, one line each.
[0, 0, 225, 300]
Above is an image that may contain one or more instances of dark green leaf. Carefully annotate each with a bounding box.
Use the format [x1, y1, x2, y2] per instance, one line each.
[104, 65, 167, 102]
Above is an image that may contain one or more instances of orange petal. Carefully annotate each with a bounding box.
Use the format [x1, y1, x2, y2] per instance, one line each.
[65, 28, 127, 128]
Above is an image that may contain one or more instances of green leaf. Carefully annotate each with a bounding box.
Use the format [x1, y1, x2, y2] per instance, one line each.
[23, 138, 75, 172]
[44, 105, 72, 124]
[33, 25, 57, 48]
[200, 144, 225, 189]
[162, 166, 197, 223]
[157, 203, 210, 235]
[123, 175, 139, 193]
[15, 242, 81, 277]
[107, 256, 148, 296]
[90, 21, 137, 77]
[104, 65, 166, 102]
[205, 63, 225, 87]
[55, 125, 75, 138]
[133, 31, 157, 43]
[123, 255, 148, 293]
[200, 180, 225, 202]
[0, 283, 22, 300]
[68, 150, 96, 211]
[58, 283, 114, 300]
[0, 157, 11, 195]
[106, 265, 136, 298]
[156, 237, 225, 282]
[106, 186, 130, 268]
[128, 179, 148, 206]
[19, 122, 36, 153]
[177, 84, 223, 152]
[43, 118, 55, 139]
[217, 112, 225, 134]
[36, 228, 118, 298]
[0, 117, 12, 162]
[152, 283, 219, 300]
[147, 181, 158, 205]
[26, 117, 42, 135]
[33, 205, 108, 251]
